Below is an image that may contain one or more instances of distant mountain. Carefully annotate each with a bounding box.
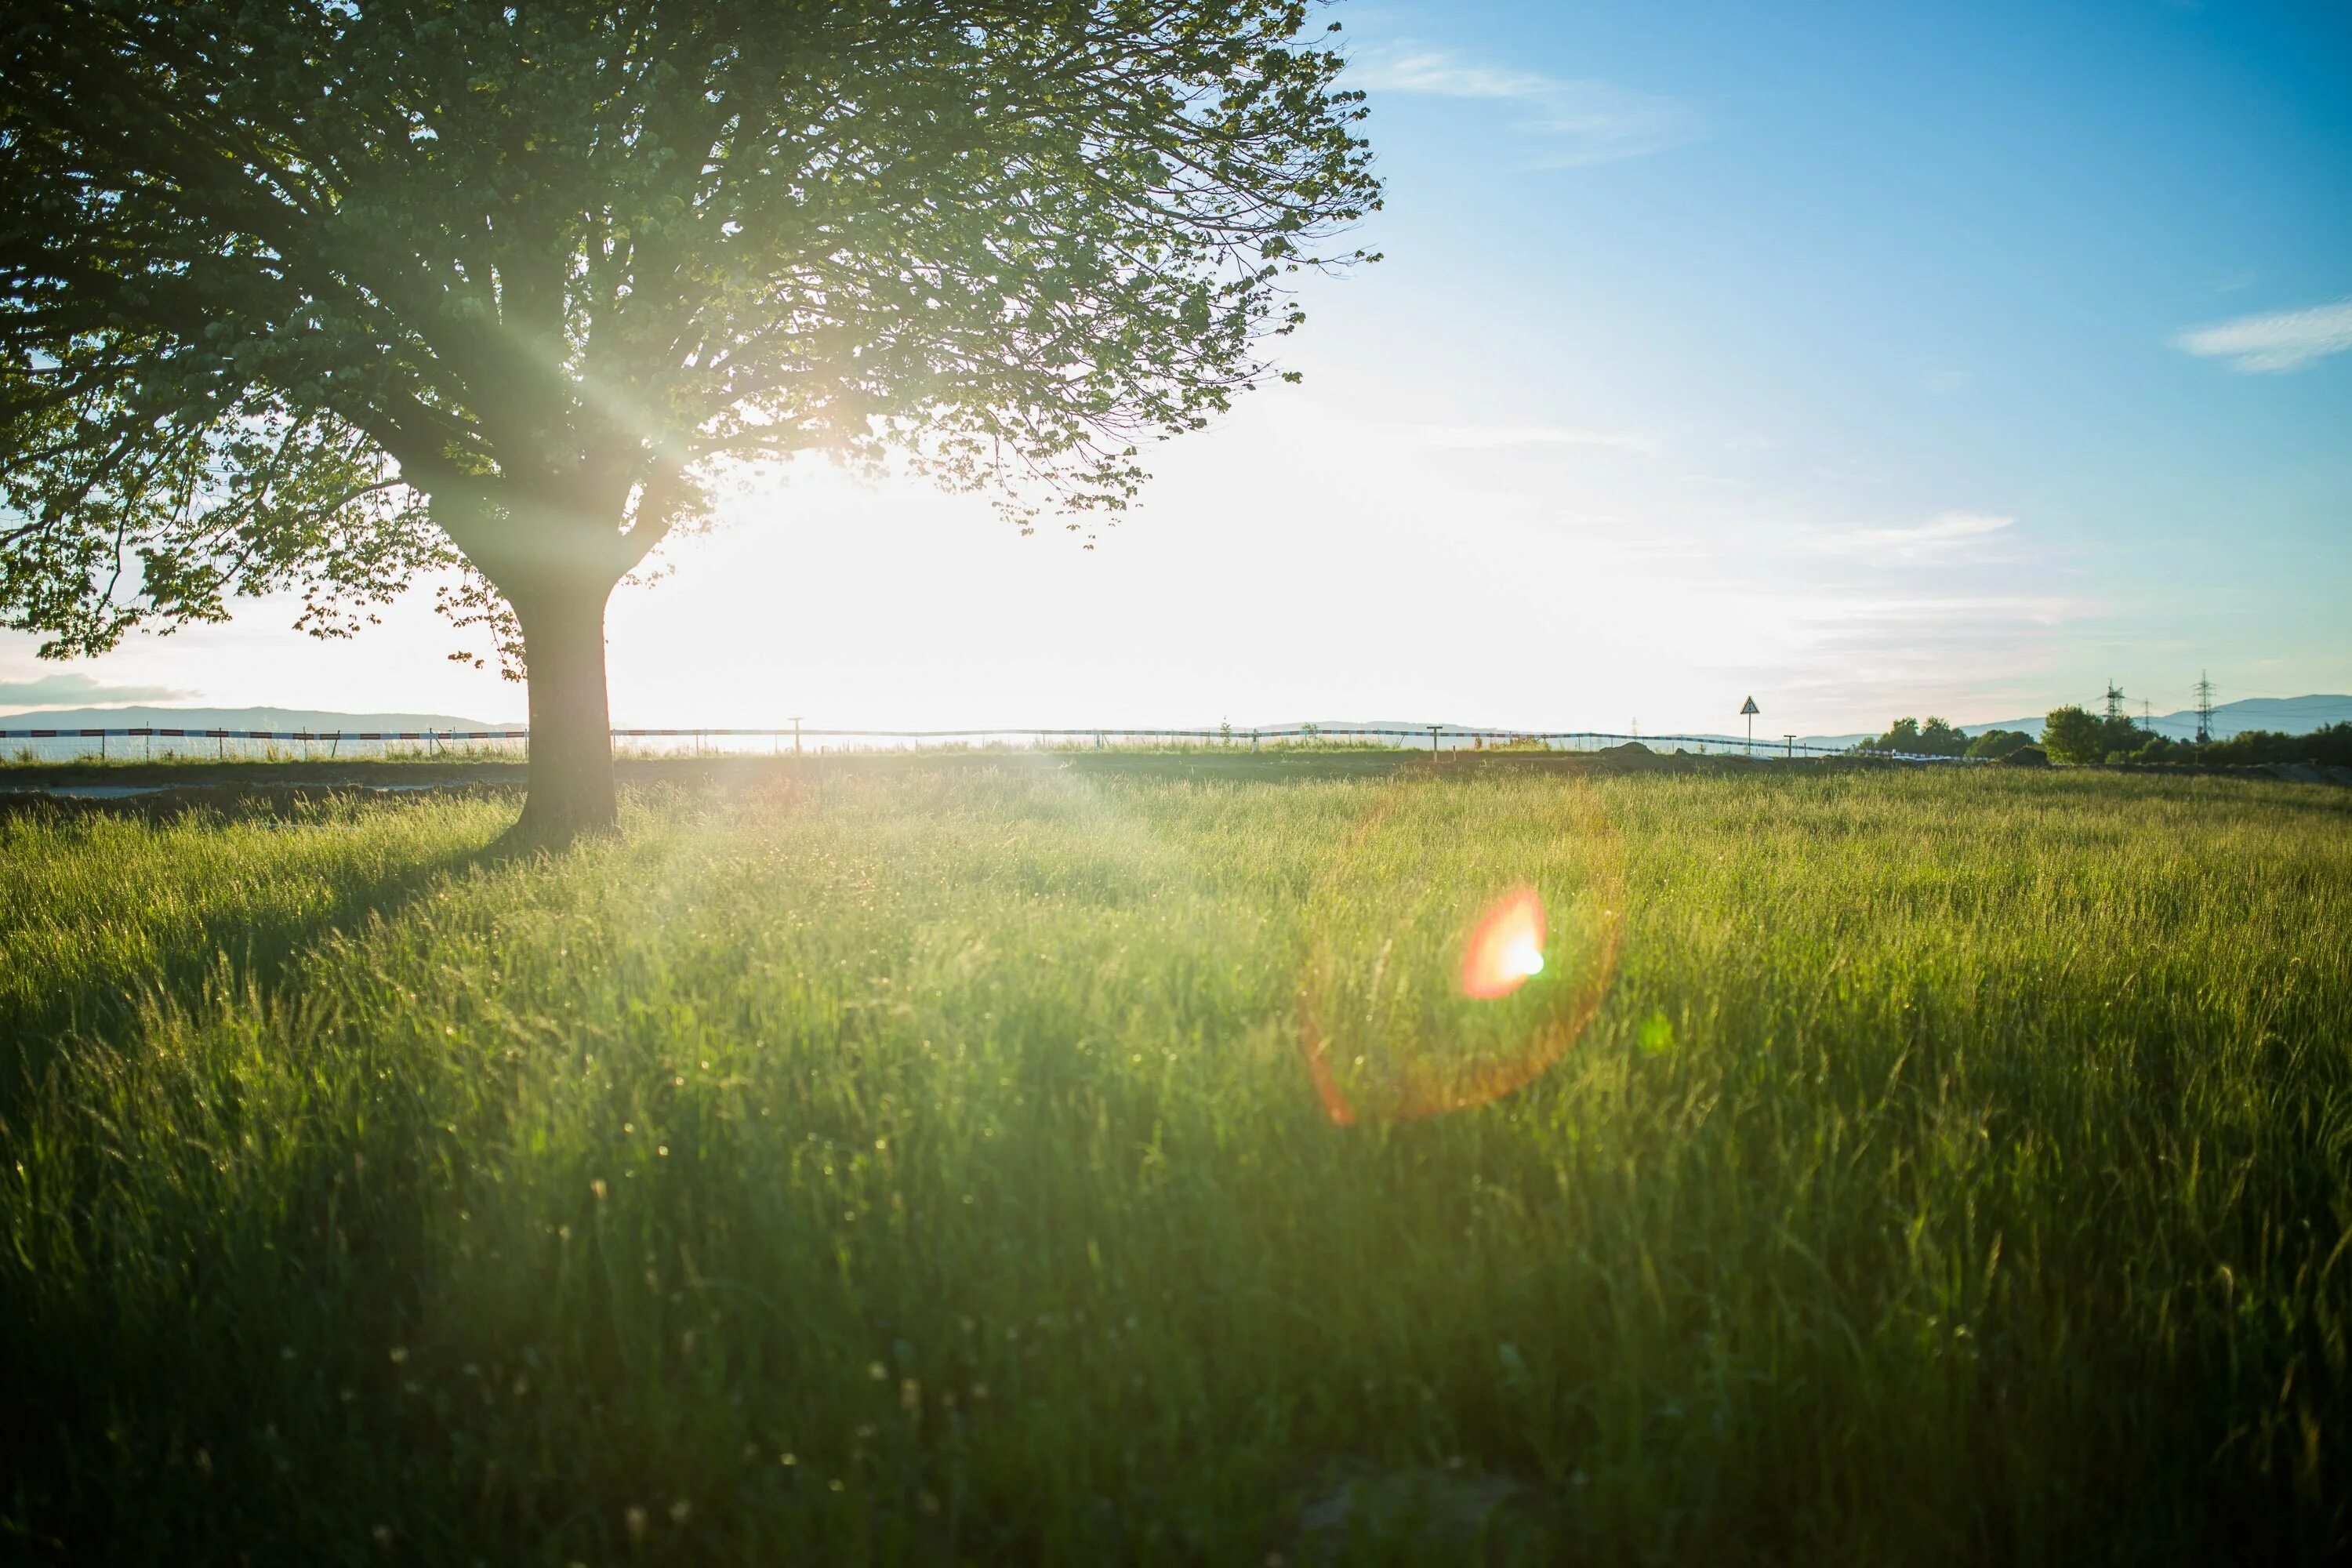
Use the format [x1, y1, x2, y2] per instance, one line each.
[0, 704, 511, 732]
[2140, 694, 2352, 740]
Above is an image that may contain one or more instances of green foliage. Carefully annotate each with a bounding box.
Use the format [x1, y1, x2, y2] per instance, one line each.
[0, 0, 1382, 657]
[2180, 722, 2352, 768]
[2057, 716, 2352, 771]
[2114, 736, 2180, 765]
[1964, 728, 2034, 760]
[1857, 716, 1969, 757]
[2, 766, 2349, 1562]
[1857, 716, 1919, 753]
[2040, 706, 2105, 765]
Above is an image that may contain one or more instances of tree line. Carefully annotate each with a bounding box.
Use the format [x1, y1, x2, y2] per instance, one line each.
[2040, 709, 2352, 768]
[1853, 717, 2035, 760]
[1856, 710, 2352, 768]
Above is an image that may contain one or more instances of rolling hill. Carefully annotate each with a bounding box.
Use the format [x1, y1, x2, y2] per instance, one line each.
[0, 705, 511, 733]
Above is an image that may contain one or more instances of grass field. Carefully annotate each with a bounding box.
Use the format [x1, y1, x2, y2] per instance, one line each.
[2, 760, 2347, 1563]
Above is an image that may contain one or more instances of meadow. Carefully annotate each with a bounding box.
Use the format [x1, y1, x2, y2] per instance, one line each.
[2, 758, 2347, 1564]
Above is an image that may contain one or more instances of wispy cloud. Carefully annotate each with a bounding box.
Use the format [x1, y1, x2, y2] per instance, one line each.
[2174, 299, 2352, 373]
[1416, 423, 1664, 457]
[1800, 511, 2020, 564]
[0, 670, 191, 712]
[1350, 47, 1697, 166]
[1795, 591, 2091, 629]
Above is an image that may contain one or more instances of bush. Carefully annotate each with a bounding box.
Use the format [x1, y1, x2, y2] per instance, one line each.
[1965, 728, 2035, 760]
[1857, 716, 1969, 757]
[2062, 719, 2352, 769]
[2200, 722, 2352, 768]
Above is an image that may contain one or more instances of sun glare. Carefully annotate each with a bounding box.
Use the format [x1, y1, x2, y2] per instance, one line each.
[1461, 886, 1547, 1000]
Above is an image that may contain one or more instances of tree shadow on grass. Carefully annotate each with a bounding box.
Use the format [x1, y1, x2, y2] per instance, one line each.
[0, 790, 535, 1116]
[0, 793, 556, 1556]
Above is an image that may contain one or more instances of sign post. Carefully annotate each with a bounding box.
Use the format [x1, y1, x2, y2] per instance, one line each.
[1740, 695, 1760, 755]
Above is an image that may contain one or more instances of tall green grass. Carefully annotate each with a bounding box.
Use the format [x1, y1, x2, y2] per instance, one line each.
[2, 763, 2346, 1563]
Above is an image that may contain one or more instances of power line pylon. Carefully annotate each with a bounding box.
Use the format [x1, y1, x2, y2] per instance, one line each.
[2194, 671, 2216, 746]
[2103, 681, 2125, 722]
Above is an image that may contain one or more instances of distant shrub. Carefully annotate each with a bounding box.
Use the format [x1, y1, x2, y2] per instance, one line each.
[1857, 716, 1968, 757]
[2072, 720, 2352, 769]
[1965, 728, 2035, 760]
[2192, 722, 2352, 768]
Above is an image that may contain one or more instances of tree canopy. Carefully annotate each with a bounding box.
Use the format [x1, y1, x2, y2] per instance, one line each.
[2040, 706, 2109, 766]
[1962, 727, 2034, 760]
[0, 0, 1381, 830]
[1856, 715, 1969, 757]
[2089, 721, 2352, 770]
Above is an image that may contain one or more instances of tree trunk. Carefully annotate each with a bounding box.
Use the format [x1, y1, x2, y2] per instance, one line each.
[510, 572, 619, 841]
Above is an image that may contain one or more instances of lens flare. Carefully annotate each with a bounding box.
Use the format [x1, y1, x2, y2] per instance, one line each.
[1460, 887, 1546, 999]
[1296, 772, 1624, 1127]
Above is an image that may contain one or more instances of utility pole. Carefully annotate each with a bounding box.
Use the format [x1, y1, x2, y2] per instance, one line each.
[2194, 671, 2216, 746]
[1784, 733, 1796, 759]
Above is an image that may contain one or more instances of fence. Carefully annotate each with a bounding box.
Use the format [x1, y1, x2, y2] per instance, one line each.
[0, 722, 1975, 765]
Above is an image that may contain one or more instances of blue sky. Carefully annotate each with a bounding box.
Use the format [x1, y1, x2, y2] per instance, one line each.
[2, 0, 2346, 734]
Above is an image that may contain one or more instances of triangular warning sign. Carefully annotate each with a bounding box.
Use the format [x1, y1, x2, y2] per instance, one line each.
[1740, 695, 1760, 715]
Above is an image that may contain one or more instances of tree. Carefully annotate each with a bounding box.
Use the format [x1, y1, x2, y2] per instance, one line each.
[0, 2, 1380, 837]
[2042, 706, 2103, 765]
[1854, 716, 1924, 754]
[1917, 716, 1964, 755]
[1856, 715, 1967, 757]
[2097, 713, 2143, 757]
[1964, 727, 2033, 760]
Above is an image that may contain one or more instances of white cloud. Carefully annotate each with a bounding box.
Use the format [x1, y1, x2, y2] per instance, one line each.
[0, 670, 193, 712]
[1415, 423, 1663, 456]
[2173, 299, 2352, 373]
[1350, 48, 1696, 165]
[1800, 511, 2020, 563]
[1792, 591, 2092, 629]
